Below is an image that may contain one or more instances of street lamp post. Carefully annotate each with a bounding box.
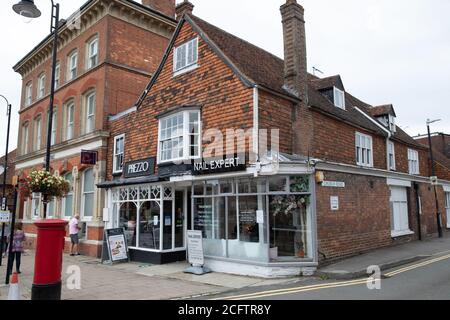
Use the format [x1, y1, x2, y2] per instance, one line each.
[13, 0, 60, 219]
[426, 118, 443, 238]
[0, 95, 12, 267]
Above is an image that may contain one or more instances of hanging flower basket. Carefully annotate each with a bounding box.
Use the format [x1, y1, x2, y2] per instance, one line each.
[21, 170, 71, 199]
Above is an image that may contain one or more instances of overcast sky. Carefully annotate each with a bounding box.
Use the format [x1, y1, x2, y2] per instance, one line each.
[0, 0, 449, 154]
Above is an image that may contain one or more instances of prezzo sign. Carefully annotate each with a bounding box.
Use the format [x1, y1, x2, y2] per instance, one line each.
[124, 158, 155, 178]
[193, 156, 246, 175]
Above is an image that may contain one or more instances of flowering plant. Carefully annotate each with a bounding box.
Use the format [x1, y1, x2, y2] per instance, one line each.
[270, 195, 310, 216]
[21, 170, 71, 199]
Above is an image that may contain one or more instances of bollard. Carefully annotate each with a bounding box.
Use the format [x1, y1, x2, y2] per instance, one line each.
[31, 219, 68, 300]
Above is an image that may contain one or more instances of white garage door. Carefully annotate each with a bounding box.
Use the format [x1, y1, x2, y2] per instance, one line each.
[390, 186, 410, 234]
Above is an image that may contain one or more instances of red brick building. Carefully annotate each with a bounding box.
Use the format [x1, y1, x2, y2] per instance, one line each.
[13, 0, 177, 257]
[99, 0, 450, 277]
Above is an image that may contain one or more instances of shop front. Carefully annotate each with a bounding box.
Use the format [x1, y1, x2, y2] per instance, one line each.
[102, 169, 318, 277]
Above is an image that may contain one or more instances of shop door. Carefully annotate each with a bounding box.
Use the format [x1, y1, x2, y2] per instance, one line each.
[174, 190, 187, 248]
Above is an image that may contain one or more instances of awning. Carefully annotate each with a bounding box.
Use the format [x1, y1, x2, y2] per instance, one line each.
[97, 175, 161, 189]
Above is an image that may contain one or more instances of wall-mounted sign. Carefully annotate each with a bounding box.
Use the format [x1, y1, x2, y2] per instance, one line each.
[193, 156, 246, 175]
[124, 157, 156, 178]
[330, 196, 339, 211]
[186, 230, 205, 266]
[430, 176, 438, 186]
[81, 150, 98, 165]
[0, 210, 10, 223]
[322, 181, 346, 188]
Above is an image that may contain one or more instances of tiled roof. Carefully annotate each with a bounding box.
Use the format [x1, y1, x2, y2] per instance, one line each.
[187, 14, 422, 147]
[368, 104, 397, 117]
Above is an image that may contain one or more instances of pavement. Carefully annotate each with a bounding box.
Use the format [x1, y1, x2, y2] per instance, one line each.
[0, 234, 449, 300]
[0, 252, 298, 300]
[316, 233, 450, 280]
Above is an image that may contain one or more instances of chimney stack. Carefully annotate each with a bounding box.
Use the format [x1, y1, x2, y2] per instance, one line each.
[176, 0, 194, 21]
[142, 0, 176, 18]
[280, 0, 307, 105]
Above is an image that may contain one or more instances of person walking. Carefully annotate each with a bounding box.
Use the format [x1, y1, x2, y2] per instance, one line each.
[69, 214, 81, 256]
[1, 223, 10, 258]
[7, 222, 25, 274]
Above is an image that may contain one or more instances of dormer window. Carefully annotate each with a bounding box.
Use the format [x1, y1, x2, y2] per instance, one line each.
[333, 87, 345, 109]
[173, 38, 198, 76]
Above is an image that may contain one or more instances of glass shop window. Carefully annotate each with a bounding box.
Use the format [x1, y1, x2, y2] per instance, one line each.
[119, 202, 137, 247]
[139, 201, 160, 250]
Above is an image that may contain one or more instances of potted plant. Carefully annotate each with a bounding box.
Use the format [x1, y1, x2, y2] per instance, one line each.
[21, 170, 71, 201]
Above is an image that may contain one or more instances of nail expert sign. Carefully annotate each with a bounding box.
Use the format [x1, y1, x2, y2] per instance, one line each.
[187, 230, 205, 266]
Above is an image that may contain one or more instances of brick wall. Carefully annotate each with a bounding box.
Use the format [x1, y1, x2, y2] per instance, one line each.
[316, 172, 392, 262]
[258, 90, 294, 155]
[106, 22, 254, 180]
[107, 16, 170, 73]
[309, 111, 387, 169]
[315, 171, 447, 263]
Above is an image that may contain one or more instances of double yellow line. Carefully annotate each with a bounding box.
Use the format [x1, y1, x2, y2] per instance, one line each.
[211, 278, 368, 300]
[211, 253, 450, 300]
[384, 253, 450, 277]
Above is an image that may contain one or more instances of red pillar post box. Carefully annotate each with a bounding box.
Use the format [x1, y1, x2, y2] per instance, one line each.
[31, 219, 68, 300]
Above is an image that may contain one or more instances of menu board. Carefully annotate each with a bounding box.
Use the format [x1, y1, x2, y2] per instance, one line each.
[102, 228, 129, 264]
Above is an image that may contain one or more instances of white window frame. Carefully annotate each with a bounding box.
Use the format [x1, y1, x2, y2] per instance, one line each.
[21, 123, 29, 155]
[62, 172, 74, 220]
[81, 169, 95, 222]
[85, 91, 96, 134]
[31, 192, 41, 219]
[113, 134, 125, 174]
[67, 50, 78, 81]
[38, 73, 46, 99]
[389, 114, 396, 133]
[34, 116, 42, 151]
[25, 82, 33, 106]
[408, 149, 420, 175]
[445, 192, 450, 229]
[86, 37, 99, 70]
[333, 87, 346, 109]
[388, 141, 396, 170]
[157, 110, 201, 164]
[173, 38, 198, 76]
[355, 132, 373, 167]
[54, 62, 60, 89]
[65, 101, 75, 140]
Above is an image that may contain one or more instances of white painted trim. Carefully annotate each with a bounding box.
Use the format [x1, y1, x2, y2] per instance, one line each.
[391, 230, 414, 238]
[109, 106, 137, 121]
[333, 87, 346, 110]
[253, 86, 259, 163]
[16, 139, 104, 169]
[113, 134, 125, 174]
[387, 178, 412, 187]
[443, 185, 450, 192]
[355, 131, 374, 167]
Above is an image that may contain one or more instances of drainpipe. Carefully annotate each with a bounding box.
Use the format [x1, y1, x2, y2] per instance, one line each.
[414, 182, 423, 241]
[253, 86, 260, 177]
